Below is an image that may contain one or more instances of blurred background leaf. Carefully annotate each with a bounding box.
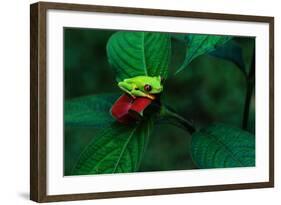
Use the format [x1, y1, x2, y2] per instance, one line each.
[165, 36, 255, 132]
[107, 31, 171, 81]
[171, 33, 190, 43]
[210, 39, 246, 76]
[64, 28, 118, 99]
[191, 123, 255, 168]
[235, 37, 255, 76]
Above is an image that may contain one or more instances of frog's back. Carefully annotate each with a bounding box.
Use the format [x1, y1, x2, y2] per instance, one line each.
[129, 75, 154, 82]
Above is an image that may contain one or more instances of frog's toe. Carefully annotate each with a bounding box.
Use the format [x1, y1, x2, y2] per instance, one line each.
[147, 94, 155, 100]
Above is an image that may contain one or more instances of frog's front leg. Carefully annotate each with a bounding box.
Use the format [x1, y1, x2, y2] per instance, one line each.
[118, 81, 136, 99]
[131, 89, 155, 100]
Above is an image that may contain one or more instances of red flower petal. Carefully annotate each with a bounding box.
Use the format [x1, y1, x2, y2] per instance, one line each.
[129, 97, 152, 119]
[110, 94, 134, 124]
[110, 94, 153, 124]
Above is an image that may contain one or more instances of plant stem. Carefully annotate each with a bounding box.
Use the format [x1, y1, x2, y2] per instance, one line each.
[242, 51, 255, 129]
[160, 106, 196, 134]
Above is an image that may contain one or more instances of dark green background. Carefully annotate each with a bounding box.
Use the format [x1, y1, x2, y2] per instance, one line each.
[64, 28, 255, 175]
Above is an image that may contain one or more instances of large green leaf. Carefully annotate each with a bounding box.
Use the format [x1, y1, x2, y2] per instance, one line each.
[107, 31, 171, 81]
[210, 40, 246, 75]
[65, 93, 119, 127]
[191, 123, 255, 168]
[72, 119, 153, 175]
[176, 34, 232, 74]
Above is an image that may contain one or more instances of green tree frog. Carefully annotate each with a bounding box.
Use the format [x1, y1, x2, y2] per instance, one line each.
[118, 76, 163, 100]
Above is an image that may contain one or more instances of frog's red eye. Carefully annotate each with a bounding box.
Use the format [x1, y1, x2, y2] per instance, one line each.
[144, 84, 152, 92]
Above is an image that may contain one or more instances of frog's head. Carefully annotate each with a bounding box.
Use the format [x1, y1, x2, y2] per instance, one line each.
[142, 76, 163, 94]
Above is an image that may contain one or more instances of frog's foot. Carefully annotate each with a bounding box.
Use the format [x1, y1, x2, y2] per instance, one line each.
[146, 94, 156, 100]
[123, 92, 136, 101]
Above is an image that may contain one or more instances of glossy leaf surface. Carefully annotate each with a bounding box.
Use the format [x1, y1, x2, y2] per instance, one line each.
[107, 31, 171, 81]
[73, 119, 153, 174]
[191, 124, 255, 168]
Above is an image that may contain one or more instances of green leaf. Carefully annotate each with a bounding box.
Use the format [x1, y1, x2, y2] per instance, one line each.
[176, 34, 232, 74]
[65, 93, 119, 127]
[107, 31, 171, 81]
[191, 123, 255, 168]
[210, 40, 246, 75]
[72, 119, 153, 175]
[171, 33, 189, 43]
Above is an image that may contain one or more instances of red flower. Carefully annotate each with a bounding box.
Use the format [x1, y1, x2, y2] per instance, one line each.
[110, 94, 153, 124]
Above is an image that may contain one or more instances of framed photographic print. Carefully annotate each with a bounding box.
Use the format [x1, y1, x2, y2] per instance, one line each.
[30, 1, 274, 202]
